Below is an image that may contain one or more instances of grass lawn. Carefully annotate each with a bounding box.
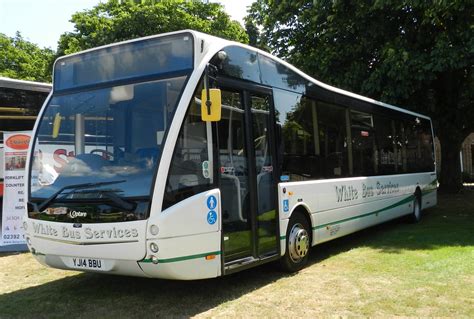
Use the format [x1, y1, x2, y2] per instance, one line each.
[1, 190, 473, 318]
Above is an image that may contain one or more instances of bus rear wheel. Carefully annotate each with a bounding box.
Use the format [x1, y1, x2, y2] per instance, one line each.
[280, 213, 310, 272]
[410, 194, 422, 223]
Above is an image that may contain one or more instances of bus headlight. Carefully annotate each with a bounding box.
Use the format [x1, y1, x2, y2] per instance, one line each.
[150, 242, 159, 253]
[150, 224, 159, 236]
[151, 255, 159, 264]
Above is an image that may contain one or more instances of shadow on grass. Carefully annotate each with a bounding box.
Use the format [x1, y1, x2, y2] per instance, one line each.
[0, 191, 472, 317]
[0, 260, 295, 318]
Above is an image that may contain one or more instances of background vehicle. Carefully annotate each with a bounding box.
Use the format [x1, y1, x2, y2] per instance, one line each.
[24, 30, 436, 279]
[0, 77, 51, 218]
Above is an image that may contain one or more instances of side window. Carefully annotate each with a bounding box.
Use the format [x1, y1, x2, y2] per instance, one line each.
[351, 110, 376, 176]
[394, 120, 407, 173]
[318, 102, 349, 178]
[273, 88, 348, 180]
[215, 46, 260, 83]
[397, 117, 434, 173]
[405, 118, 420, 173]
[419, 119, 435, 172]
[259, 54, 307, 93]
[273, 89, 315, 181]
[281, 95, 317, 180]
[0, 88, 48, 143]
[374, 115, 397, 175]
[162, 83, 212, 210]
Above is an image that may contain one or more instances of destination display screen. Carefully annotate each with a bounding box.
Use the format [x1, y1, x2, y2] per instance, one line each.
[54, 33, 193, 91]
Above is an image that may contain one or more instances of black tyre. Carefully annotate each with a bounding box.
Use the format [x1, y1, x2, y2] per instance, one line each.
[410, 194, 422, 223]
[280, 212, 311, 272]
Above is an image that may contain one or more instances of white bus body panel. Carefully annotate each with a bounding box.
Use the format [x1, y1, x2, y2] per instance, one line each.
[25, 220, 148, 277]
[139, 232, 221, 280]
[25, 190, 222, 279]
[278, 173, 437, 256]
[140, 189, 222, 280]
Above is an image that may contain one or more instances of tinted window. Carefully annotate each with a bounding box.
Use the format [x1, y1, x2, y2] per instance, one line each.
[395, 117, 435, 173]
[259, 54, 307, 93]
[280, 95, 319, 180]
[351, 110, 376, 176]
[405, 118, 420, 173]
[318, 102, 349, 178]
[418, 119, 435, 172]
[0, 88, 49, 143]
[374, 115, 397, 175]
[274, 88, 349, 180]
[217, 46, 260, 83]
[163, 80, 213, 209]
[273, 89, 308, 180]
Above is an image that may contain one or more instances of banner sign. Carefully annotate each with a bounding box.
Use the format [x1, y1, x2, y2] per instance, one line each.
[1, 131, 31, 246]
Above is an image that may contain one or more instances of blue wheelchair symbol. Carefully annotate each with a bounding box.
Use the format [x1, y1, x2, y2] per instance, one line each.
[207, 210, 217, 225]
[283, 199, 289, 212]
[207, 195, 217, 210]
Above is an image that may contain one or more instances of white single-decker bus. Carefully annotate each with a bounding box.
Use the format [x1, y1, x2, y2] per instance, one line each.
[24, 30, 437, 279]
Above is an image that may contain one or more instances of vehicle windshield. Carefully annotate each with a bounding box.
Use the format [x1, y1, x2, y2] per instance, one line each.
[30, 76, 187, 201]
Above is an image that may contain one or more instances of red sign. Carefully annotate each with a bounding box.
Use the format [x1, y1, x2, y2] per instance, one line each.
[360, 131, 369, 137]
[5, 134, 30, 150]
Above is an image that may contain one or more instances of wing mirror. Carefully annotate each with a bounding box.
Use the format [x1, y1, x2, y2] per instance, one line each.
[201, 64, 221, 122]
[201, 88, 221, 122]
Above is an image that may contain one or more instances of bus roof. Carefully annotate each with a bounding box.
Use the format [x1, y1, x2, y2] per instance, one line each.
[53, 29, 431, 121]
[0, 77, 52, 93]
[194, 30, 432, 121]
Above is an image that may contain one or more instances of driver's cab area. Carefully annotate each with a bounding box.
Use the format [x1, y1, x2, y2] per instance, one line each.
[36, 77, 186, 184]
[29, 75, 188, 224]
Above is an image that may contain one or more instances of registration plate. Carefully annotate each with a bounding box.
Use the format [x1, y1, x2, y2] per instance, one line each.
[71, 257, 105, 270]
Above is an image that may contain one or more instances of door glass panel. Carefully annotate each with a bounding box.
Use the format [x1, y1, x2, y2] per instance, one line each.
[218, 90, 252, 261]
[251, 94, 277, 256]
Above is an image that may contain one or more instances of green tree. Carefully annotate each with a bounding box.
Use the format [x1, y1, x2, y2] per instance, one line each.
[57, 0, 248, 56]
[249, 1, 473, 192]
[0, 32, 54, 82]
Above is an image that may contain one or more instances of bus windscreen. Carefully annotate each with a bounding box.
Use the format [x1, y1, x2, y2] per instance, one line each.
[29, 74, 188, 223]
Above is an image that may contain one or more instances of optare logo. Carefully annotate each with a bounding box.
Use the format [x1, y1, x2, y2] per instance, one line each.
[5, 134, 30, 150]
[69, 210, 87, 218]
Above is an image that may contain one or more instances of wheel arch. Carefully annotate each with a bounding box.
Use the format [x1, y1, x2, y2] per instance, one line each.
[289, 203, 313, 243]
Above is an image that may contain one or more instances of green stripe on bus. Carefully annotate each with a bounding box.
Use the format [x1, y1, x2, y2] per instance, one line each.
[281, 187, 434, 239]
[313, 195, 415, 230]
[140, 251, 221, 264]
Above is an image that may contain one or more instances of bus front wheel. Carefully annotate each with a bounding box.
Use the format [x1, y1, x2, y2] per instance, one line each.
[280, 212, 311, 272]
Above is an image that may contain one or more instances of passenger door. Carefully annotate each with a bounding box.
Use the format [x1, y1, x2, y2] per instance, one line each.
[216, 82, 278, 266]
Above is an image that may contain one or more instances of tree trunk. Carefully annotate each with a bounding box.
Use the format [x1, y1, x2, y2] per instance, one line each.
[438, 132, 463, 193]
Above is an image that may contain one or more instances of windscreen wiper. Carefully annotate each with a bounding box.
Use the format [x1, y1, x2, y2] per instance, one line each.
[75, 188, 137, 211]
[35, 180, 126, 212]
